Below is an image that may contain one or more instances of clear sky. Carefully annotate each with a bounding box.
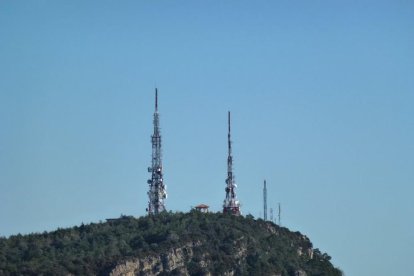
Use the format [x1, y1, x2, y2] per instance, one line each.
[1, 1, 413, 275]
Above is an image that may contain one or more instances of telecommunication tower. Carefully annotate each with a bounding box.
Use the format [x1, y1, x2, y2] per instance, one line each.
[147, 88, 167, 215]
[223, 111, 241, 215]
[263, 180, 267, 220]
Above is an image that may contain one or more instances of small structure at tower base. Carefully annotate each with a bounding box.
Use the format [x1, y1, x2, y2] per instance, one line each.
[194, 204, 209, 213]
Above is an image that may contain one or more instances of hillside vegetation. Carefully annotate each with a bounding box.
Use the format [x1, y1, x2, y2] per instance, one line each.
[0, 211, 341, 275]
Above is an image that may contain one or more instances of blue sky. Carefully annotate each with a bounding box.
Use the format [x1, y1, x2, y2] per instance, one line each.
[1, 1, 413, 275]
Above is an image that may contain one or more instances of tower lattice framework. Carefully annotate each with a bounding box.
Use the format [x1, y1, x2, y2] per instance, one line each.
[147, 88, 167, 215]
[223, 111, 241, 215]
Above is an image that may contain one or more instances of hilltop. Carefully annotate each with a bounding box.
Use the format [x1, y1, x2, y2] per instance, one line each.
[0, 211, 341, 275]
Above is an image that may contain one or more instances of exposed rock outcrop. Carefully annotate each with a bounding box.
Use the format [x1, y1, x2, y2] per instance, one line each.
[110, 242, 200, 276]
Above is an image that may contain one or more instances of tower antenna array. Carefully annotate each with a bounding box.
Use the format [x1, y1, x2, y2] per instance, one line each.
[223, 111, 241, 215]
[263, 180, 267, 220]
[147, 88, 167, 215]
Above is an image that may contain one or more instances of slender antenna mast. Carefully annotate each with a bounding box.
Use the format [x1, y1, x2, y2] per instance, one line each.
[228, 111, 232, 156]
[155, 88, 158, 111]
[146, 88, 167, 215]
[263, 180, 267, 221]
[278, 202, 281, 226]
[223, 111, 241, 215]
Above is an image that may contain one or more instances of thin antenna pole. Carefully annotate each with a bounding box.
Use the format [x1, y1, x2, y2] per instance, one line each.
[263, 180, 267, 221]
[228, 111, 231, 155]
[278, 202, 281, 226]
[155, 88, 158, 111]
[228, 111, 231, 133]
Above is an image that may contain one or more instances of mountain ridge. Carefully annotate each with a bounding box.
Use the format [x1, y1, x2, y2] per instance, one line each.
[0, 211, 342, 275]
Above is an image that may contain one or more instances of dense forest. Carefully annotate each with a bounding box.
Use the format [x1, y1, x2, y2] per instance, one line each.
[0, 211, 342, 275]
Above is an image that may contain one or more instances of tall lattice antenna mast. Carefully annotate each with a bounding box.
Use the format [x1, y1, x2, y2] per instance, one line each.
[147, 88, 167, 215]
[223, 111, 241, 215]
[263, 180, 267, 220]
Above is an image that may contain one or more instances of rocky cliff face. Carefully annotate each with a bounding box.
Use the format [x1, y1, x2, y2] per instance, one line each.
[109, 246, 309, 276]
[109, 226, 315, 276]
[109, 240, 244, 276]
[110, 242, 200, 276]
